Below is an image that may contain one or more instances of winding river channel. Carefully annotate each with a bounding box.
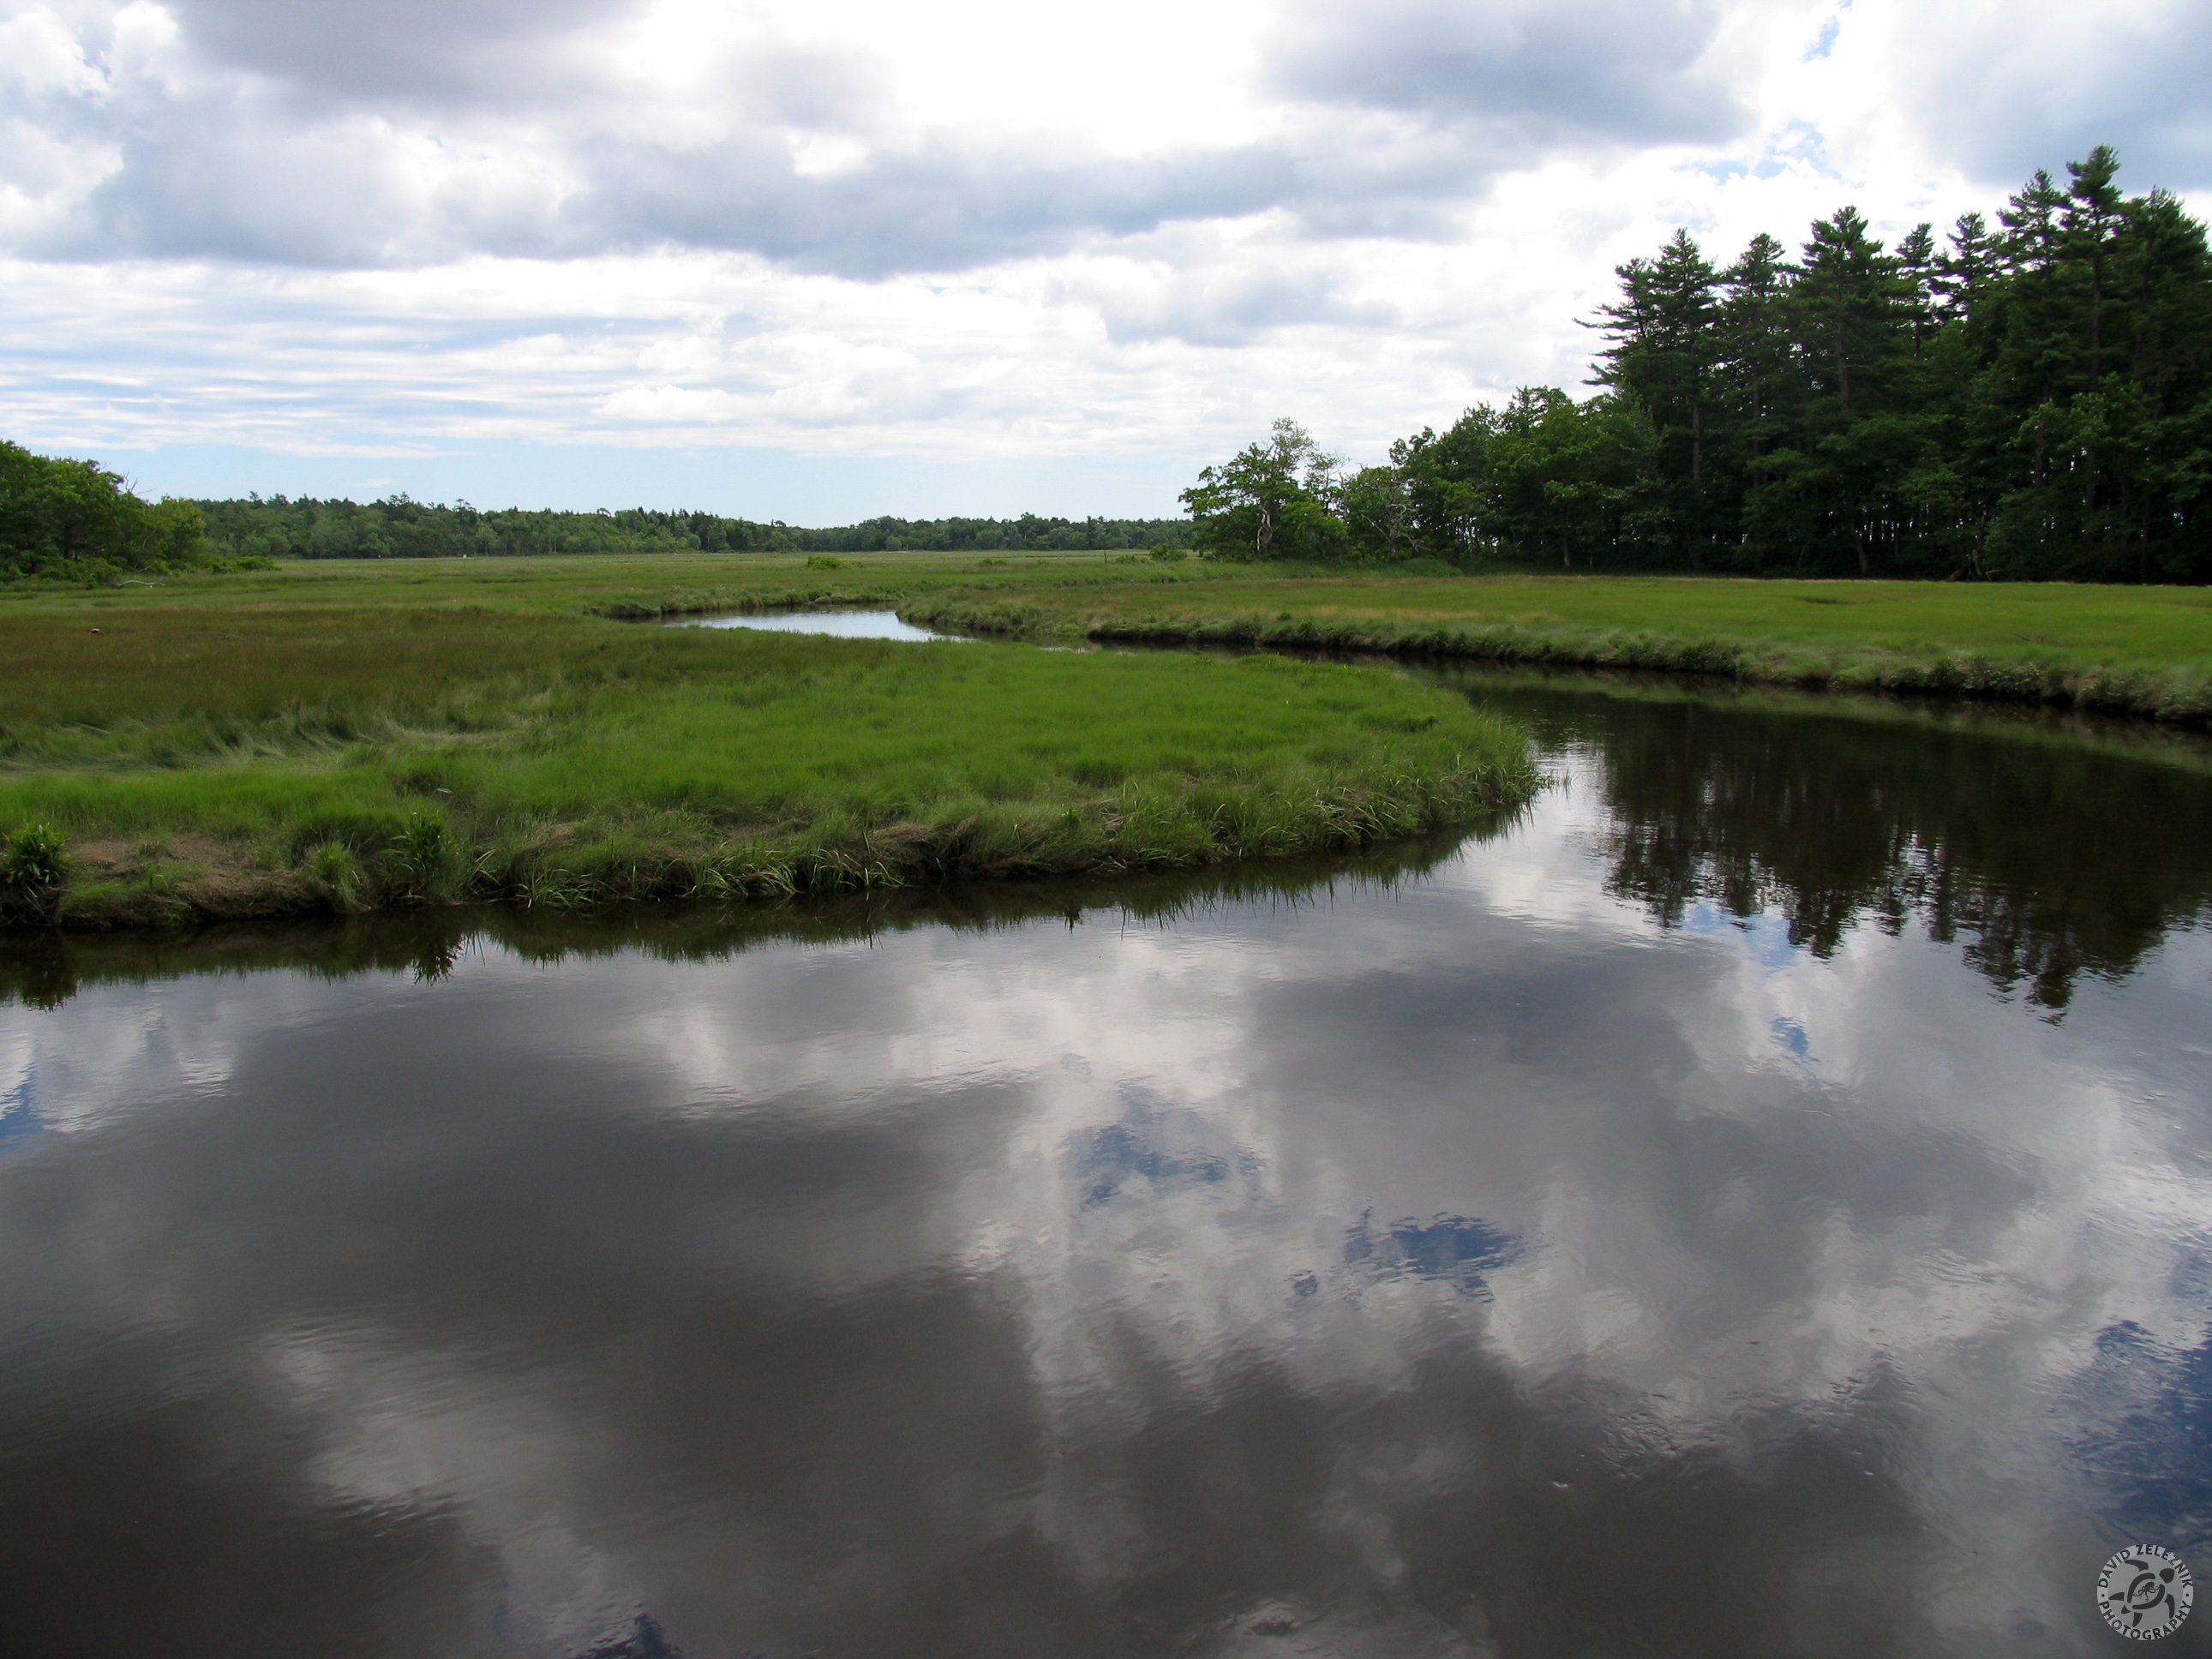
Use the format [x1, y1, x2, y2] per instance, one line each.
[3, 665, 2210, 1657]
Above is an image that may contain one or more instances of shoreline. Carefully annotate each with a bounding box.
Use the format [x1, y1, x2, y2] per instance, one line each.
[1, 772, 1536, 936]
[0, 831, 1488, 1005]
[902, 600, 2212, 728]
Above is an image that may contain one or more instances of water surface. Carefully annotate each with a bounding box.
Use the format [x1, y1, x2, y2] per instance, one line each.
[3, 677, 2210, 1658]
[668, 608, 968, 641]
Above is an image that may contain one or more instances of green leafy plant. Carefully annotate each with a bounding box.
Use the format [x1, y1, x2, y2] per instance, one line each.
[381, 812, 453, 905]
[307, 840, 365, 913]
[1, 822, 69, 922]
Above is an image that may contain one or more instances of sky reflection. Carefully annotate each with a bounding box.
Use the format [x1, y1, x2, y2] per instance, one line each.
[1, 688, 2209, 1656]
[667, 608, 970, 642]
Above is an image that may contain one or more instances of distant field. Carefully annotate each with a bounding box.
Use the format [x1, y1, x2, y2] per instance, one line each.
[0, 555, 1535, 929]
[0, 546, 1134, 619]
[16, 551, 2206, 673]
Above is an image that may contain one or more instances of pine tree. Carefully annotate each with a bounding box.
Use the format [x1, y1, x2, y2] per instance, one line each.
[1714, 234, 1797, 571]
[1933, 213, 2003, 325]
[1181, 144, 2211, 582]
[1778, 207, 1921, 572]
[1592, 231, 1723, 566]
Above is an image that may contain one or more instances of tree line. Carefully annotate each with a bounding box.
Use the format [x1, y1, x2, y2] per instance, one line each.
[0, 440, 225, 581]
[7, 453, 1195, 576]
[193, 496, 1194, 560]
[1184, 147, 2212, 581]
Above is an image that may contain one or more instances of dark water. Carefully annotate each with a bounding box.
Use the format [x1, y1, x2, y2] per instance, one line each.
[3, 677, 2211, 1658]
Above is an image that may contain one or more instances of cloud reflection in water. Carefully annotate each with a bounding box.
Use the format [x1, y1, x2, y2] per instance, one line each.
[0, 684, 2209, 1656]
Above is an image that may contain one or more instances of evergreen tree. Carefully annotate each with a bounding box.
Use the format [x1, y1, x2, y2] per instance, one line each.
[1179, 145, 2210, 584]
[1717, 233, 1795, 572]
[1933, 212, 2003, 324]
[1779, 207, 1921, 572]
[1593, 231, 1723, 568]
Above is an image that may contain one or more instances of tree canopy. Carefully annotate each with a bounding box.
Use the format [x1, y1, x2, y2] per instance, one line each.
[0, 442, 215, 581]
[1185, 147, 2212, 581]
[1179, 419, 1349, 562]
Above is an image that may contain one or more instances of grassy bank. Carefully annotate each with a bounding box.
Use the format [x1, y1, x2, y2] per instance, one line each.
[0, 580, 1537, 930]
[902, 573, 2212, 725]
[0, 831, 1480, 1009]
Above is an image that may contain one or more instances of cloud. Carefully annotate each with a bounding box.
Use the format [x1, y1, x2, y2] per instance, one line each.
[1092, 259, 1397, 347]
[550, 135, 1297, 278]
[0, 0, 1775, 278]
[1268, 0, 1748, 147]
[161, 0, 632, 103]
[2, 0, 2206, 501]
[1819, 0, 2212, 196]
[11, 87, 1520, 279]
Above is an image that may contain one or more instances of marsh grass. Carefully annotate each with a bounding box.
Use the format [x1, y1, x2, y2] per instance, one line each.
[18, 548, 2197, 926]
[0, 593, 1537, 927]
[906, 573, 2212, 723]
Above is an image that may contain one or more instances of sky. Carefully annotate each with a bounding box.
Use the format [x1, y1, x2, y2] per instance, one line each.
[3, 0, 2209, 520]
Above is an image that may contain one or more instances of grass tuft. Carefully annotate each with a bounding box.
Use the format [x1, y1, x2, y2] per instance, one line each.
[307, 841, 367, 913]
[381, 811, 455, 906]
[2, 821, 69, 921]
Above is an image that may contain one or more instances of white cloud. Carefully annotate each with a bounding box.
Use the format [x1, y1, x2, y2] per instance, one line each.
[8, 726, 2211, 1643]
[0, 0, 2203, 506]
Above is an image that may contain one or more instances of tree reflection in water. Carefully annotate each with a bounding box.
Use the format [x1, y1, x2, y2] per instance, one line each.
[1, 674, 2209, 1657]
[1460, 672, 2212, 1012]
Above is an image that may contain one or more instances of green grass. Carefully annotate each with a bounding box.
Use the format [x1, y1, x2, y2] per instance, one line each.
[904, 572, 2212, 724]
[0, 544, 1143, 621]
[27, 543, 2204, 701]
[9, 546, 2202, 926]
[0, 567, 1538, 928]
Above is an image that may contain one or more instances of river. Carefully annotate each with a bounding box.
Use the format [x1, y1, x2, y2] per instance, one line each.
[3, 669, 2209, 1657]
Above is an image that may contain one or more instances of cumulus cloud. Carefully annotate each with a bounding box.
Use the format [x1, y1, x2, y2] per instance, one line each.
[0, 0, 1778, 276]
[159, 0, 630, 101]
[551, 136, 1283, 278]
[0, 0, 2203, 499]
[1088, 255, 1398, 347]
[1268, 0, 1747, 147]
[1872, 0, 2212, 195]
